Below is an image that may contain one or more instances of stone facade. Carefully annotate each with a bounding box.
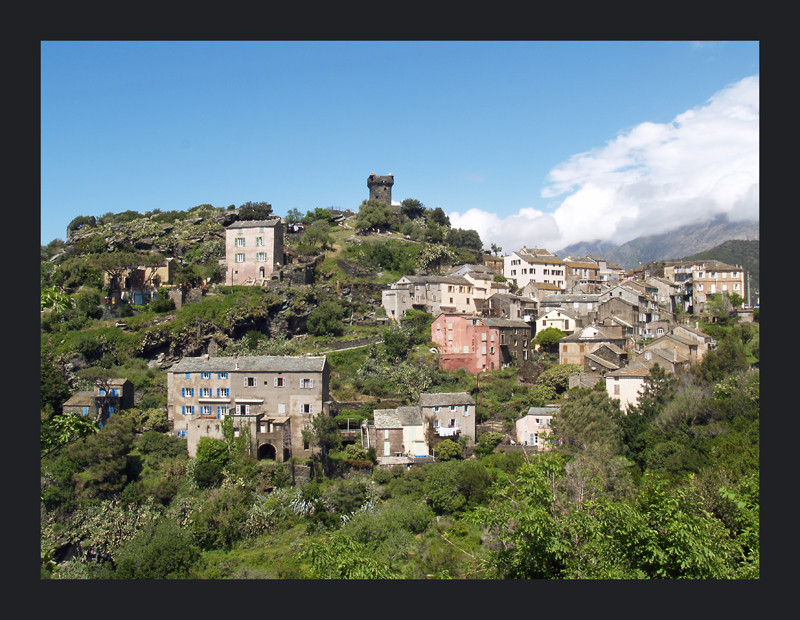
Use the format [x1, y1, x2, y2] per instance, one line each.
[418, 392, 476, 447]
[371, 392, 476, 466]
[167, 355, 331, 460]
[558, 325, 629, 367]
[225, 218, 284, 285]
[663, 259, 747, 313]
[367, 172, 394, 206]
[104, 258, 177, 306]
[562, 257, 601, 293]
[382, 274, 478, 319]
[62, 378, 134, 426]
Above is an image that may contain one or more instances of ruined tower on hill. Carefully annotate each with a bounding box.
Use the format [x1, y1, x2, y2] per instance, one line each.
[367, 172, 394, 207]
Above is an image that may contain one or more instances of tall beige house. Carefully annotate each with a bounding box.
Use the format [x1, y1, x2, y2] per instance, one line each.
[167, 355, 331, 460]
[225, 218, 284, 285]
[663, 259, 747, 313]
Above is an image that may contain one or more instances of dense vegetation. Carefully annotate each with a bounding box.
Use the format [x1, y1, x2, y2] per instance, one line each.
[40, 203, 759, 580]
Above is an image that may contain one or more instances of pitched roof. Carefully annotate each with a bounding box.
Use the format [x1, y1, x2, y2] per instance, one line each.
[540, 293, 601, 303]
[374, 406, 424, 428]
[525, 406, 560, 416]
[225, 218, 281, 229]
[373, 408, 402, 429]
[418, 392, 475, 407]
[524, 281, 562, 289]
[63, 391, 96, 406]
[481, 317, 533, 329]
[563, 259, 600, 269]
[169, 355, 327, 373]
[538, 307, 579, 320]
[397, 406, 423, 426]
[641, 348, 689, 364]
[560, 325, 622, 342]
[403, 274, 472, 285]
[584, 353, 620, 370]
[606, 361, 651, 377]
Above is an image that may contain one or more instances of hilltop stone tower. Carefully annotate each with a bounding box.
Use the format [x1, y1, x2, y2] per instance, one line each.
[367, 172, 394, 207]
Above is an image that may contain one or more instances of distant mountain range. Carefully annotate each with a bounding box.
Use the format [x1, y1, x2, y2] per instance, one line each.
[556, 215, 759, 271]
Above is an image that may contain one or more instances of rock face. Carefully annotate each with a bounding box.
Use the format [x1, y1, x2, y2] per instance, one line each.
[62, 211, 230, 258]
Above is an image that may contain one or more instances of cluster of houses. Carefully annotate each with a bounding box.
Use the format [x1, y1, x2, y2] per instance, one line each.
[162, 352, 480, 468]
[67, 174, 754, 465]
[381, 244, 751, 417]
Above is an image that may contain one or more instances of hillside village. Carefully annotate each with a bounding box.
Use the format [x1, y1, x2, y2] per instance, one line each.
[45, 172, 759, 468]
[40, 173, 760, 579]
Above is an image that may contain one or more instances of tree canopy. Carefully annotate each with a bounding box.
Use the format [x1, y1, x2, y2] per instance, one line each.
[237, 202, 273, 220]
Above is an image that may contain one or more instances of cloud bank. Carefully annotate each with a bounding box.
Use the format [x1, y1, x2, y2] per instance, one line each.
[449, 75, 759, 254]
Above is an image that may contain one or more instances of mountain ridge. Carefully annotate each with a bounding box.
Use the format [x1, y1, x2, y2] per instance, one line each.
[556, 215, 759, 270]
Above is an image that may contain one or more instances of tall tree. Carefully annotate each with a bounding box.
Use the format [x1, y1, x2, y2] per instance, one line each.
[354, 199, 397, 232]
[238, 201, 273, 220]
[400, 198, 425, 220]
[302, 412, 341, 478]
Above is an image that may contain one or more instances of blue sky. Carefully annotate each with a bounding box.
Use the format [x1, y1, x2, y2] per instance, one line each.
[41, 41, 759, 252]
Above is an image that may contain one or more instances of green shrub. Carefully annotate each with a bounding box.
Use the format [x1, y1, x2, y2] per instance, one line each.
[114, 518, 200, 579]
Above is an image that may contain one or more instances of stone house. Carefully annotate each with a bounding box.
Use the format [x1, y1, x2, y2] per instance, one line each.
[642, 324, 715, 364]
[62, 378, 134, 426]
[537, 293, 601, 326]
[598, 282, 661, 337]
[418, 392, 476, 447]
[503, 247, 566, 290]
[558, 325, 629, 367]
[431, 313, 534, 374]
[478, 292, 537, 322]
[518, 281, 563, 300]
[462, 269, 511, 302]
[605, 362, 651, 411]
[589, 255, 624, 285]
[167, 355, 331, 460]
[583, 342, 627, 376]
[663, 259, 747, 313]
[631, 347, 690, 374]
[535, 308, 579, 336]
[371, 392, 476, 466]
[515, 406, 559, 450]
[645, 275, 683, 316]
[372, 406, 428, 466]
[104, 257, 177, 306]
[381, 274, 477, 320]
[562, 257, 601, 293]
[224, 218, 284, 286]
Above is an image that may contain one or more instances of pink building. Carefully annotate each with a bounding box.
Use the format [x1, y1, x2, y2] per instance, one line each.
[431, 313, 533, 374]
[225, 218, 284, 286]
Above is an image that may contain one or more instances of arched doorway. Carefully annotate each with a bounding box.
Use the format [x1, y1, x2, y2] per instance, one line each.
[258, 443, 277, 461]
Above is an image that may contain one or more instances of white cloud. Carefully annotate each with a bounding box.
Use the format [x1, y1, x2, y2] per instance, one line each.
[448, 75, 759, 254]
